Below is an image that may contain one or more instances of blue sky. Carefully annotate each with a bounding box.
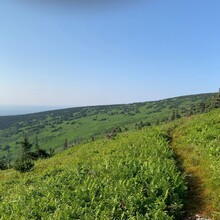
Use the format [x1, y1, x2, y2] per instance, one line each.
[0, 0, 220, 107]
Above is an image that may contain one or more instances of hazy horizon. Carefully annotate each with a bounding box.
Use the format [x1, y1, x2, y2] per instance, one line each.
[0, 91, 216, 116]
[0, 105, 68, 116]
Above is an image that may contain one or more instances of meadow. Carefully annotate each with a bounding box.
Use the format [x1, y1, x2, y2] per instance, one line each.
[0, 92, 220, 219]
[0, 93, 213, 160]
[163, 109, 220, 218]
[0, 128, 186, 219]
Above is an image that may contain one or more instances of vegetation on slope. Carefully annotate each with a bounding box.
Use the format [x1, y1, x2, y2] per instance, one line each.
[1, 92, 220, 219]
[0, 129, 186, 220]
[163, 108, 220, 219]
[0, 93, 214, 161]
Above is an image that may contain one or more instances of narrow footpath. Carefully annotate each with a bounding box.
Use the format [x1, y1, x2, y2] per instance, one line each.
[168, 132, 213, 220]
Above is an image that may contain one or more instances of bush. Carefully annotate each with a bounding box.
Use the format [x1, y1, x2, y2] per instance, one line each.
[14, 159, 34, 173]
[0, 158, 8, 170]
[28, 149, 50, 160]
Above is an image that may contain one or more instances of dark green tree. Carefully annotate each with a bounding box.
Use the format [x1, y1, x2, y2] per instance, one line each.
[14, 159, 34, 173]
[0, 157, 7, 170]
[170, 110, 181, 121]
[64, 138, 68, 149]
[187, 106, 194, 116]
[6, 145, 11, 169]
[206, 93, 220, 110]
[171, 110, 176, 121]
[29, 136, 51, 160]
[198, 102, 206, 113]
[35, 136, 40, 152]
[175, 110, 181, 119]
[20, 136, 32, 160]
[14, 136, 34, 172]
[135, 121, 144, 130]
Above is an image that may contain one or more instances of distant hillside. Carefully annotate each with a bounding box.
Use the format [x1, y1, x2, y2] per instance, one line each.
[0, 93, 214, 160]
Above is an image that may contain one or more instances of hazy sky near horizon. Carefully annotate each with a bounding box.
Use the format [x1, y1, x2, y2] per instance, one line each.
[0, 0, 220, 107]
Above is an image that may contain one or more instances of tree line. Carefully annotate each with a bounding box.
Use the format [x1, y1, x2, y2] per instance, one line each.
[169, 92, 220, 121]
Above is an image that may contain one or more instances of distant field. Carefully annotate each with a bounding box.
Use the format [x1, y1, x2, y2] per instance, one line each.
[0, 93, 214, 160]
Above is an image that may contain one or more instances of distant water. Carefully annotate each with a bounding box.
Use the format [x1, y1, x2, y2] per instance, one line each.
[0, 106, 67, 116]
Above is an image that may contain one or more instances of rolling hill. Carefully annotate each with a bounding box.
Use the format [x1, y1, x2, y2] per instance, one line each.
[163, 109, 220, 219]
[0, 127, 186, 219]
[0, 106, 220, 219]
[0, 92, 220, 219]
[0, 93, 214, 160]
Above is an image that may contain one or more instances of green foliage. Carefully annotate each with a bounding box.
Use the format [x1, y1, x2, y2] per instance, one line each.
[13, 158, 34, 173]
[206, 92, 220, 110]
[34, 136, 40, 151]
[1, 92, 220, 218]
[13, 136, 35, 172]
[13, 136, 53, 172]
[0, 157, 8, 170]
[106, 126, 122, 139]
[170, 110, 181, 121]
[0, 93, 214, 161]
[63, 138, 68, 149]
[20, 136, 32, 160]
[187, 92, 220, 116]
[0, 129, 186, 219]
[164, 108, 220, 218]
[28, 149, 51, 160]
[2, 92, 220, 218]
[135, 121, 151, 130]
[48, 148, 55, 156]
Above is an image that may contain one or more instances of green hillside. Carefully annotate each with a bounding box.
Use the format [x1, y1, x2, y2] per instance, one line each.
[0, 97, 220, 219]
[0, 128, 186, 219]
[0, 93, 213, 160]
[162, 109, 220, 219]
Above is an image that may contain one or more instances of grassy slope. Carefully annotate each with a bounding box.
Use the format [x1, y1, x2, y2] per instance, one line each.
[0, 93, 213, 159]
[163, 109, 220, 219]
[0, 128, 186, 220]
[1, 103, 220, 218]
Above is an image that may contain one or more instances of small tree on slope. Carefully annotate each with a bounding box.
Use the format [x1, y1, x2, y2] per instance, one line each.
[14, 136, 34, 173]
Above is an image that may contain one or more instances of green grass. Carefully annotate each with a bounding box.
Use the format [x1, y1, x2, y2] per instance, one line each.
[163, 109, 220, 219]
[0, 128, 186, 219]
[1, 97, 220, 218]
[0, 93, 213, 160]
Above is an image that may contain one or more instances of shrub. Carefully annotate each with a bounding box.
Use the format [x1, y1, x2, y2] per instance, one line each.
[0, 157, 8, 170]
[14, 159, 34, 173]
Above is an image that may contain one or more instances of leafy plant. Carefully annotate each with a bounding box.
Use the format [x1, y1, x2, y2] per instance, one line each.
[13, 158, 34, 172]
[0, 128, 186, 219]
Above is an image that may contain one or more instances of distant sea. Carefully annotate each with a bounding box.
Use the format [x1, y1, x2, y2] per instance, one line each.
[0, 105, 67, 116]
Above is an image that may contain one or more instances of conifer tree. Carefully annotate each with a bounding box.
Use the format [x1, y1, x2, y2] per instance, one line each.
[21, 136, 32, 160]
[171, 110, 176, 121]
[207, 93, 220, 110]
[14, 136, 34, 172]
[64, 138, 68, 149]
[175, 110, 181, 119]
[35, 136, 40, 152]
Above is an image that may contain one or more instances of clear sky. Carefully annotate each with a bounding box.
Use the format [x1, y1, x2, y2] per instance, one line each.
[0, 0, 220, 107]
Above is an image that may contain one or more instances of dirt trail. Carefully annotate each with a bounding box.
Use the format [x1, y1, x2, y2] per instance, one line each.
[168, 132, 212, 220]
